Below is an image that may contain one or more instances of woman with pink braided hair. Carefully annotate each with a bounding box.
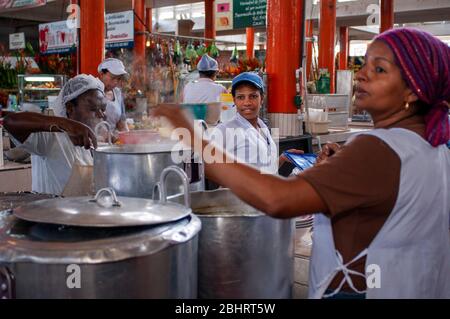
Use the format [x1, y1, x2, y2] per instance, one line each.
[154, 28, 450, 299]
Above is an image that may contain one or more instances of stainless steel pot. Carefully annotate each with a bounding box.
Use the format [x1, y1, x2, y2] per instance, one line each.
[170, 189, 295, 299]
[0, 213, 200, 299]
[0, 167, 201, 299]
[93, 122, 204, 199]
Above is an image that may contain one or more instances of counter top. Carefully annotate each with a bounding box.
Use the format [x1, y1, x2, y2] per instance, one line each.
[311, 123, 373, 146]
[0, 160, 31, 172]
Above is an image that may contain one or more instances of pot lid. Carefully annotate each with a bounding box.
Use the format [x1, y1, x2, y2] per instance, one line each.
[0, 211, 201, 264]
[95, 141, 191, 154]
[13, 188, 191, 228]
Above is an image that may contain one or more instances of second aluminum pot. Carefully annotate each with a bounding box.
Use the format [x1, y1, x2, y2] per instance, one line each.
[171, 189, 295, 299]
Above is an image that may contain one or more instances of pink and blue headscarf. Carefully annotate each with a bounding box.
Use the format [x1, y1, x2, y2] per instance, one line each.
[375, 28, 450, 147]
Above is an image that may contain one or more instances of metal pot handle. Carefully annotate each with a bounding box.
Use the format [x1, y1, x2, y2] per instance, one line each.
[90, 187, 122, 207]
[152, 182, 162, 200]
[94, 121, 113, 145]
[159, 166, 191, 208]
[0, 266, 16, 299]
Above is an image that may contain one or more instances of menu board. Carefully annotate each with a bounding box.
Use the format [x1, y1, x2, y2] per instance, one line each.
[233, 0, 267, 29]
[39, 20, 77, 54]
[106, 10, 134, 49]
[215, 0, 267, 31]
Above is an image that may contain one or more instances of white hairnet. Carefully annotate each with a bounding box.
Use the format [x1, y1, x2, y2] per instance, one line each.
[197, 54, 219, 72]
[52, 74, 105, 118]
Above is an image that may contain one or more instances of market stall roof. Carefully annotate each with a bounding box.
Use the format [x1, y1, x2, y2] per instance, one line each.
[0, 0, 449, 48]
[1, 0, 450, 29]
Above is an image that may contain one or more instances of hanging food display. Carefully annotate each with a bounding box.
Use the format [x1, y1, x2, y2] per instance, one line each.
[196, 43, 207, 57]
[106, 33, 265, 121]
[173, 40, 183, 65]
[184, 43, 198, 65]
[230, 45, 239, 64]
[208, 42, 220, 59]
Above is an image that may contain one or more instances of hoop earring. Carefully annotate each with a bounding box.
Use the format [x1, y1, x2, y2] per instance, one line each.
[404, 102, 410, 110]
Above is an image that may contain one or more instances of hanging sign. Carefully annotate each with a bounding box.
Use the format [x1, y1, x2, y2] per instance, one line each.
[9, 32, 25, 50]
[216, 0, 234, 31]
[0, 0, 46, 12]
[106, 10, 134, 49]
[233, 0, 267, 29]
[216, 0, 267, 31]
[38, 20, 78, 54]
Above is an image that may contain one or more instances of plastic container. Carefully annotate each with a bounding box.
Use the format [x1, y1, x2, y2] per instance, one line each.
[181, 104, 207, 121]
[309, 121, 331, 134]
[181, 103, 225, 126]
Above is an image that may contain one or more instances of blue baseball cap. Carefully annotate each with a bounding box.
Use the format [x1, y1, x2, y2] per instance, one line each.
[231, 72, 264, 94]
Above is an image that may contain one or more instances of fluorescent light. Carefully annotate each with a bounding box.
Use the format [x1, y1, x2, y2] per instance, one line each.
[24, 76, 55, 82]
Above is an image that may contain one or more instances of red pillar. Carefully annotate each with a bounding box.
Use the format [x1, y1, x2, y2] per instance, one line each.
[132, 0, 146, 90]
[133, 0, 146, 60]
[380, 0, 394, 33]
[79, 0, 104, 75]
[204, 0, 215, 41]
[70, 0, 80, 75]
[305, 19, 313, 81]
[318, 0, 336, 93]
[246, 27, 255, 59]
[146, 7, 152, 32]
[266, 0, 303, 114]
[338, 26, 349, 70]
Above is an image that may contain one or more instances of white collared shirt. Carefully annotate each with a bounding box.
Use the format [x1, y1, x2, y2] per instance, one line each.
[211, 113, 278, 174]
[183, 78, 227, 103]
[9, 132, 93, 195]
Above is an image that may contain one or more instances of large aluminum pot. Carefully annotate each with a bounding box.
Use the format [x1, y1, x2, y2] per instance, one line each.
[93, 122, 204, 198]
[94, 143, 185, 198]
[0, 212, 200, 299]
[0, 168, 201, 299]
[171, 189, 295, 299]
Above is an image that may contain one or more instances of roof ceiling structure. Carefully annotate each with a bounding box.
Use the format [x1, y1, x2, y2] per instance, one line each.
[0, 0, 449, 49]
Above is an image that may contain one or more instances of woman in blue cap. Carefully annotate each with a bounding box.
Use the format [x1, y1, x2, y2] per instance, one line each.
[182, 54, 227, 112]
[211, 72, 302, 173]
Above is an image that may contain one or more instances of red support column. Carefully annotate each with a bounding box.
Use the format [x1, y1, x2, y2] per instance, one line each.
[146, 7, 152, 33]
[133, 0, 146, 60]
[132, 0, 146, 90]
[70, 0, 80, 75]
[266, 0, 304, 137]
[339, 26, 349, 70]
[246, 27, 255, 59]
[318, 0, 336, 93]
[305, 19, 313, 81]
[79, 0, 104, 75]
[380, 0, 394, 33]
[204, 0, 215, 42]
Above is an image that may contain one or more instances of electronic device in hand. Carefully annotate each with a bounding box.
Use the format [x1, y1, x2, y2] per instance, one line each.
[283, 151, 317, 171]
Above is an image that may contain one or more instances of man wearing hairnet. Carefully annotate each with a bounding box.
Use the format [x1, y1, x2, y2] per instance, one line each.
[182, 54, 227, 125]
[3, 74, 107, 195]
